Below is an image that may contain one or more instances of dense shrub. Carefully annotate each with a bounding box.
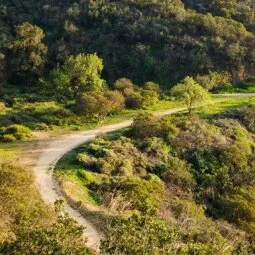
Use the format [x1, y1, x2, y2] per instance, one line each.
[173, 117, 226, 153]
[34, 123, 49, 131]
[143, 81, 161, 95]
[82, 136, 149, 176]
[195, 71, 231, 91]
[98, 176, 165, 213]
[140, 89, 159, 108]
[142, 137, 170, 163]
[1, 134, 17, 142]
[215, 187, 255, 234]
[239, 103, 255, 133]
[125, 91, 144, 109]
[0, 124, 31, 142]
[101, 213, 231, 255]
[56, 108, 255, 253]
[162, 157, 194, 190]
[76, 91, 124, 122]
[0, 162, 94, 255]
[130, 112, 160, 139]
[113, 78, 135, 93]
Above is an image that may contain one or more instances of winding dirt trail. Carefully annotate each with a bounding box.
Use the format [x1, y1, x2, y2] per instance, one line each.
[20, 107, 186, 251]
[18, 93, 255, 252]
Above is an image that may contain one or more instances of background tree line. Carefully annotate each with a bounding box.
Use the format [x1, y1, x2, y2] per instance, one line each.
[0, 0, 255, 88]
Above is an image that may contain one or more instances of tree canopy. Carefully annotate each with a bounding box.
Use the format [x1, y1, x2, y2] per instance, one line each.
[1, 0, 255, 86]
[171, 76, 209, 113]
[7, 22, 47, 83]
[43, 53, 106, 99]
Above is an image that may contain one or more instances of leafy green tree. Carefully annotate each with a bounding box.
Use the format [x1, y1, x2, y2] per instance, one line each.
[141, 89, 159, 108]
[7, 22, 47, 83]
[76, 91, 124, 122]
[171, 76, 209, 114]
[125, 92, 144, 109]
[144, 81, 161, 95]
[63, 53, 106, 93]
[44, 53, 106, 99]
[113, 78, 135, 93]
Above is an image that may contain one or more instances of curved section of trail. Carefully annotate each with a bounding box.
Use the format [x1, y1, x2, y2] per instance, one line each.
[27, 107, 186, 251]
[22, 93, 255, 251]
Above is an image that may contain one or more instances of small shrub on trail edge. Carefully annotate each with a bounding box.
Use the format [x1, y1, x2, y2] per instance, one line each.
[2, 134, 17, 142]
[34, 123, 49, 131]
[0, 124, 32, 142]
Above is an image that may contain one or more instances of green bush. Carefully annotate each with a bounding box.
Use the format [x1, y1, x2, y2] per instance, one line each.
[2, 134, 17, 143]
[239, 103, 255, 133]
[143, 81, 161, 95]
[113, 77, 135, 92]
[162, 157, 194, 190]
[125, 89, 159, 109]
[98, 176, 164, 213]
[142, 137, 170, 162]
[96, 137, 149, 176]
[77, 153, 98, 170]
[125, 91, 144, 109]
[141, 89, 159, 108]
[130, 112, 160, 139]
[0, 102, 6, 111]
[214, 187, 255, 234]
[34, 123, 49, 131]
[0, 124, 32, 142]
[195, 71, 231, 91]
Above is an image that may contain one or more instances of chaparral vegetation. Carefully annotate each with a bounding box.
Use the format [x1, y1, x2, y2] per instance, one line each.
[1, 0, 255, 254]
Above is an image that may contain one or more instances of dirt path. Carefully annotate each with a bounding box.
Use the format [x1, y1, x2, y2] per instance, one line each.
[19, 94, 255, 252]
[20, 107, 187, 251]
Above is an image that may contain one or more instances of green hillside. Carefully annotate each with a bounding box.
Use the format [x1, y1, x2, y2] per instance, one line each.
[0, 0, 255, 85]
[0, 1, 255, 254]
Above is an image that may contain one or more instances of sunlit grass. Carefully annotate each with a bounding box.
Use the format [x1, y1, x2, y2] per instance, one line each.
[197, 96, 255, 119]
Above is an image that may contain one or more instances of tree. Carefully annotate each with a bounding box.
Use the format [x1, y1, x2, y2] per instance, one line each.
[125, 92, 144, 109]
[141, 89, 159, 108]
[44, 53, 106, 99]
[113, 78, 134, 93]
[195, 71, 231, 91]
[76, 91, 124, 122]
[63, 53, 106, 93]
[143, 81, 161, 95]
[7, 23, 47, 83]
[124, 89, 159, 110]
[171, 76, 209, 114]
